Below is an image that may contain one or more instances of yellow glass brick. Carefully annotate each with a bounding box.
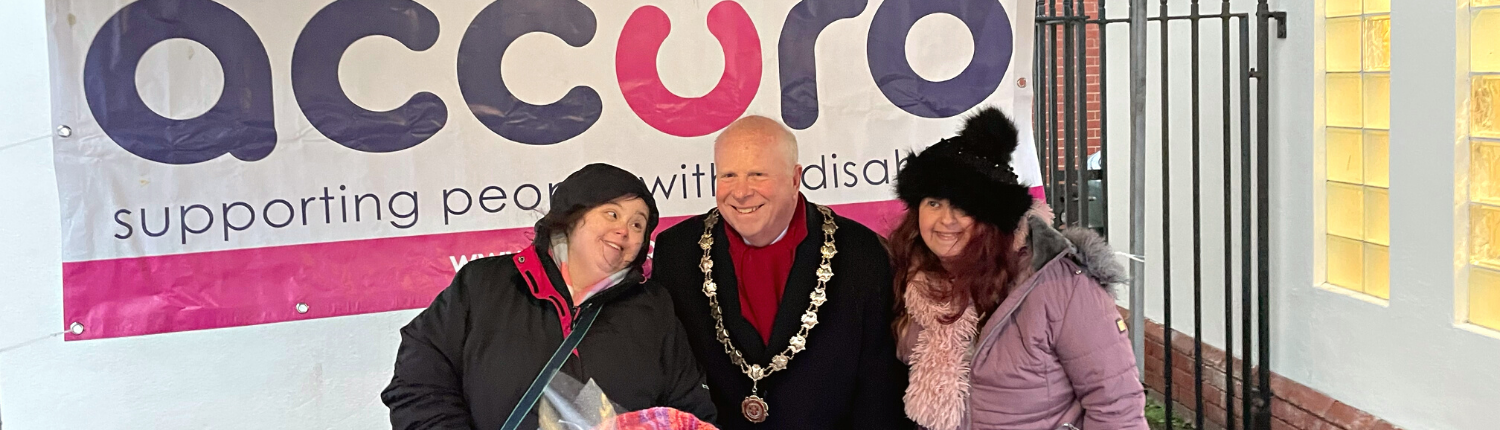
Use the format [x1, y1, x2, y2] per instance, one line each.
[1364, 73, 1390, 130]
[1328, 235, 1365, 291]
[1365, 243, 1389, 299]
[1474, 76, 1500, 139]
[1472, 140, 1500, 205]
[1364, 0, 1389, 14]
[1471, 268, 1500, 331]
[1327, 0, 1361, 17]
[1365, 187, 1389, 246]
[1328, 73, 1364, 128]
[1472, 204, 1500, 269]
[1326, 17, 1363, 73]
[1363, 16, 1391, 72]
[1474, 10, 1500, 73]
[1332, 17, 1368, 73]
[1329, 181, 1365, 240]
[1328, 128, 1363, 184]
[1364, 130, 1389, 188]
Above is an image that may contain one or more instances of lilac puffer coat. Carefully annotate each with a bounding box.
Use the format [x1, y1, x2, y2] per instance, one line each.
[899, 217, 1147, 430]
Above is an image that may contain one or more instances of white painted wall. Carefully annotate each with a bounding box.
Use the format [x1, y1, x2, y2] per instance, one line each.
[1102, 1, 1500, 429]
[1, 3, 412, 428]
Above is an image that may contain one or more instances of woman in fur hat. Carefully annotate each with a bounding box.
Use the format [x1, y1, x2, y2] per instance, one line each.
[890, 108, 1147, 429]
[383, 163, 717, 429]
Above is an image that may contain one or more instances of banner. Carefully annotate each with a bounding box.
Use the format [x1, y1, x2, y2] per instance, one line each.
[47, 0, 1039, 340]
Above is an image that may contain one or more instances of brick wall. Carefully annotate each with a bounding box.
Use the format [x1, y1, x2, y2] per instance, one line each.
[1125, 308, 1404, 430]
[1039, 1, 1103, 173]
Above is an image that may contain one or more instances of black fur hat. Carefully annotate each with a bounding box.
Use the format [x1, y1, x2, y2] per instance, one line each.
[895, 106, 1033, 231]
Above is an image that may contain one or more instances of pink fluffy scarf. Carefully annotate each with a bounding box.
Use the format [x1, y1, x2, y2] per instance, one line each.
[903, 274, 979, 430]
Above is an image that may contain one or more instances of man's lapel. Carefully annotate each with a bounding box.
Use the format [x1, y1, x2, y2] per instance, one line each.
[764, 202, 821, 357]
[711, 218, 770, 361]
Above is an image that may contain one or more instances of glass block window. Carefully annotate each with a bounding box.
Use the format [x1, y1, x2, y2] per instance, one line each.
[1324, 0, 1390, 299]
[1468, 0, 1500, 331]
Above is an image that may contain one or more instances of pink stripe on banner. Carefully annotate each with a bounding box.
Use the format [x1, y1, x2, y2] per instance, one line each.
[1029, 186, 1046, 201]
[63, 199, 907, 340]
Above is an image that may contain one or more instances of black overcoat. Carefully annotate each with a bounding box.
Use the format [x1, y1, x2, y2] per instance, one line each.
[653, 201, 914, 429]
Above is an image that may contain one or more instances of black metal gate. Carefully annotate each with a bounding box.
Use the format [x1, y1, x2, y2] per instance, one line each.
[1033, 1, 1285, 429]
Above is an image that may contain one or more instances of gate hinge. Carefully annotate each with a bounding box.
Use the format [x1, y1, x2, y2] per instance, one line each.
[1269, 11, 1288, 39]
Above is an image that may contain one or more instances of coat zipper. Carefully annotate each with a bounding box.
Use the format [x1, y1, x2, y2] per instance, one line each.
[964, 252, 1073, 430]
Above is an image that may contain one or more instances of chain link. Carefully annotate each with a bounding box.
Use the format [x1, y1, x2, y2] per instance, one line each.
[699, 206, 837, 384]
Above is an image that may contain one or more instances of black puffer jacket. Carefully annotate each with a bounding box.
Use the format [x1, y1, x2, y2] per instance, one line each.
[381, 248, 717, 429]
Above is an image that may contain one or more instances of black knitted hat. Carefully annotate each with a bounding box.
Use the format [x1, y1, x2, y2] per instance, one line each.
[895, 106, 1034, 231]
[533, 163, 660, 272]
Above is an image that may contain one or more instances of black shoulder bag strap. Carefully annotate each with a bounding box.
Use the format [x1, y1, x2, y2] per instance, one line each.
[499, 302, 601, 430]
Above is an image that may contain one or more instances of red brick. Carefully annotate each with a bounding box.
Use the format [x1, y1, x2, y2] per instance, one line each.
[1272, 373, 1336, 416]
[1204, 384, 1225, 408]
[1171, 354, 1194, 376]
[1170, 330, 1198, 355]
[1146, 354, 1165, 376]
[1202, 344, 1228, 369]
[1205, 367, 1230, 391]
[1324, 401, 1377, 430]
[1204, 403, 1228, 428]
[1171, 367, 1193, 388]
[1173, 384, 1194, 406]
[1271, 417, 1297, 430]
[1146, 322, 1166, 342]
[1271, 398, 1316, 430]
[1145, 340, 1163, 359]
[1226, 357, 1247, 381]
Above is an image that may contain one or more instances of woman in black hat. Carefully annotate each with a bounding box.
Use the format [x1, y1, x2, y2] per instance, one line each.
[382, 163, 717, 429]
[890, 108, 1146, 429]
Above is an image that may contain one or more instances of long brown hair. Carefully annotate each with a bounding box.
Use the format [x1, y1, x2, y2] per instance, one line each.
[890, 209, 1030, 325]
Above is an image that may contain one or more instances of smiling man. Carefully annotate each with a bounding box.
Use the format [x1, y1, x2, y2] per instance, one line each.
[653, 116, 912, 429]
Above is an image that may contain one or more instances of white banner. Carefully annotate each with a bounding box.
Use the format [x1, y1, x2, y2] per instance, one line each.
[47, 0, 1037, 339]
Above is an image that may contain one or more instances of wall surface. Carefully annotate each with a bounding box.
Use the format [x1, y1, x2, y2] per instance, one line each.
[1102, 1, 1500, 430]
[1, 2, 411, 427]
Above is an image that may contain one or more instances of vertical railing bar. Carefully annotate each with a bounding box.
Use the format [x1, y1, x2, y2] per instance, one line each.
[1159, 0, 1174, 420]
[1128, 0, 1149, 379]
[1097, 0, 1110, 236]
[1189, 1, 1206, 428]
[1238, 14, 1254, 430]
[1038, 0, 1052, 210]
[1063, 0, 1079, 227]
[1220, 1, 1236, 429]
[1041, 1, 1049, 207]
[1049, 0, 1064, 219]
[1254, 2, 1273, 428]
[1035, 0, 1047, 193]
[1077, 0, 1090, 229]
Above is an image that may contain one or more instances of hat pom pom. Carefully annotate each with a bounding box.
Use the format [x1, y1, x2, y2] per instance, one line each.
[956, 107, 1021, 164]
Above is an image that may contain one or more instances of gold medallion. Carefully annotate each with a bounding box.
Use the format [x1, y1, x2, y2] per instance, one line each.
[741, 395, 769, 423]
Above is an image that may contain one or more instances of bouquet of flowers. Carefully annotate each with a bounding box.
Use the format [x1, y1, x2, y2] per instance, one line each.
[534, 374, 716, 430]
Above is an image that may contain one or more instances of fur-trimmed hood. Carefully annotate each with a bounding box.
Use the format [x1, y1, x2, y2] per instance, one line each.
[1026, 215, 1128, 289]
